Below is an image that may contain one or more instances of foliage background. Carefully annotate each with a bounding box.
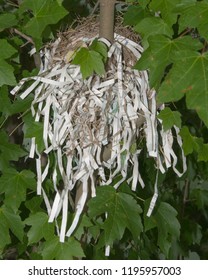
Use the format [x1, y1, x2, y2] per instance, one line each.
[0, 0, 208, 260]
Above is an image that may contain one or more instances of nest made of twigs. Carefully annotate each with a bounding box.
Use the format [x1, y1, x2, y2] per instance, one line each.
[49, 15, 140, 66]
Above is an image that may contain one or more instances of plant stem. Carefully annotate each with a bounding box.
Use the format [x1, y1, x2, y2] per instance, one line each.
[99, 0, 116, 42]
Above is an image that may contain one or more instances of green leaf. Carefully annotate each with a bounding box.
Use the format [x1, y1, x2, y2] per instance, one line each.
[195, 138, 208, 162]
[124, 5, 150, 26]
[73, 48, 106, 79]
[182, 220, 202, 246]
[25, 197, 43, 214]
[174, 0, 197, 11]
[158, 52, 208, 127]
[191, 186, 208, 209]
[23, 113, 45, 152]
[0, 60, 16, 86]
[138, 0, 150, 9]
[90, 39, 108, 62]
[74, 215, 93, 240]
[20, 0, 68, 41]
[144, 201, 180, 257]
[0, 86, 13, 116]
[149, 0, 181, 26]
[41, 236, 85, 260]
[0, 13, 18, 31]
[0, 169, 36, 212]
[135, 35, 203, 88]
[179, 126, 195, 155]
[25, 212, 55, 244]
[88, 186, 143, 246]
[179, 126, 208, 161]
[0, 210, 10, 249]
[158, 108, 181, 131]
[0, 39, 17, 60]
[11, 96, 33, 114]
[0, 131, 27, 171]
[178, 1, 208, 40]
[0, 206, 24, 248]
[134, 17, 173, 48]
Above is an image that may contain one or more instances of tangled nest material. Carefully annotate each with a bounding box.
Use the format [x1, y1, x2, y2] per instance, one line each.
[11, 17, 187, 243]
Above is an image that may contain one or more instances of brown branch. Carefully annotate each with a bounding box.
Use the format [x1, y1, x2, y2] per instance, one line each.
[11, 28, 41, 69]
[12, 28, 35, 45]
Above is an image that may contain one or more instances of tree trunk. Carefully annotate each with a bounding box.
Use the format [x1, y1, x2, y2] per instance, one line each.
[75, 0, 116, 216]
[99, 0, 116, 42]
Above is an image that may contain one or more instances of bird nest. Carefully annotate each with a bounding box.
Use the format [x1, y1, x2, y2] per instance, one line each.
[52, 16, 140, 65]
[11, 16, 187, 243]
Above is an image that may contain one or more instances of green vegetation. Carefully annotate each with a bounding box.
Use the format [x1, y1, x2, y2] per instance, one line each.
[0, 0, 208, 260]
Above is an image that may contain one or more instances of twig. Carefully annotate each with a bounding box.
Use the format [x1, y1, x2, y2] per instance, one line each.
[0, 117, 8, 129]
[9, 121, 23, 137]
[90, 0, 99, 15]
[6, 0, 19, 8]
[12, 28, 34, 45]
[202, 40, 208, 54]
[181, 179, 190, 217]
[179, 28, 192, 38]
[11, 28, 41, 68]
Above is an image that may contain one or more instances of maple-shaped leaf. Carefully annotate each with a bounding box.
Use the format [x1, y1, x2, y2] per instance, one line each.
[88, 186, 143, 246]
[90, 39, 108, 62]
[73, 48, 106, 79]
[144, 201, 180, 257]
[178, 1, 208, 40]
[0, 39, 17, 60]
[134, 17, 173, 48]
[135, 35, 203, 88]
[180, 126, 208, 161]
[158, 107, 181, 131]
[25, 197, 43, 214]
[124, 5, 151, 26]
[0, 60, 16, 86]
[187, 223, 202, 248]
[19, 0, 68, 41]
[0, 169, 36, 212]
[23, 112, 45, 153]
[0, 39, 17, 86]
[0, 131, 27, 171]
[138, 0, 151, 9]
[11, 95, 33, 115]
[0, 13, 18, 31]
[150, 0, 181, 26]
[25, 212, 55, 244]
[0, 86, 13, 116]
[194, 138, 208, 162]
[74, 214, 93, 240]
[158, 51, 208, 127]
[41, 236, 85, 260]
[0, 206, 24, 248]
[179, 126, 196, 155]
[190, 183, 208, 210]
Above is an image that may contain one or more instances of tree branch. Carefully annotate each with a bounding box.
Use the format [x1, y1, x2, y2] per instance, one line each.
[11, 28, 41, 69]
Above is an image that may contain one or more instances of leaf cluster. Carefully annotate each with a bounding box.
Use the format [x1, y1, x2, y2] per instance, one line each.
[73, 39, 108, 79]
[124, 0, 208, 161]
